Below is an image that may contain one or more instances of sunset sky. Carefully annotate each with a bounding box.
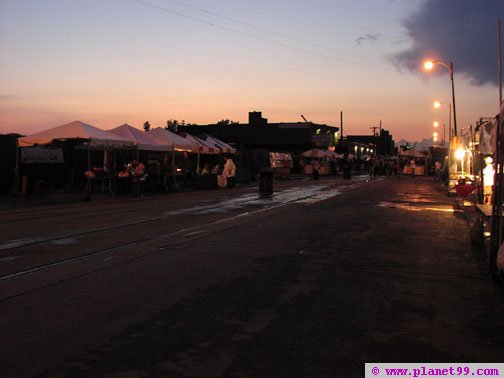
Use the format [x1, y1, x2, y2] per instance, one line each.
[0, 0, 502, 142]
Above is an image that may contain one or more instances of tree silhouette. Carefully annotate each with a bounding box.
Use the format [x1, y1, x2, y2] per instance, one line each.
[143, 121, 151, 132]
[216, 119, 239, 126]
[166, 119, 179, 133]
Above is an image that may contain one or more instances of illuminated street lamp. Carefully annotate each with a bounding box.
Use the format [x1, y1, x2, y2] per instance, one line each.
[455, 148, 465, 160]
[433, 100, 452, 146]
[424, 59, 458, 136]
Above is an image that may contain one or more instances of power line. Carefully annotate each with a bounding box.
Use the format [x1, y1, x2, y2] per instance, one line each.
[163, 0, 383, 64]
[132, 0, 397, 73]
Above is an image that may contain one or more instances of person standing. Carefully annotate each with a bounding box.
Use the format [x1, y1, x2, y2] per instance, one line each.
[372, 157, 380, 179]
[410, 159, 416, 177]
[434, 161, 442, 182]
[223, 157, 236, 188]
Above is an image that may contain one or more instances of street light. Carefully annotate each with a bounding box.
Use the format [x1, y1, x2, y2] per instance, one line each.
[424, 59, 458, 136]
[433, 100, 452, 146]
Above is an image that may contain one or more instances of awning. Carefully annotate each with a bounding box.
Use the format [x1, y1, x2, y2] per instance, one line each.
[18, 120, 134, 147]
[108, 124, 172, 151]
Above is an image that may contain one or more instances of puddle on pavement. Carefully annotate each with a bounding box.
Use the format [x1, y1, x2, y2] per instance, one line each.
[163, 184, 347, 216]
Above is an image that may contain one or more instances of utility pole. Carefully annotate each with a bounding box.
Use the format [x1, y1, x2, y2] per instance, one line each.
[370, 126, 379, 136]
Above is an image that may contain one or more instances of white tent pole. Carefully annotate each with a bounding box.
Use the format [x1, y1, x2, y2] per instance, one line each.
[171, 145, 176, 183]
[87, 143, 91, 171]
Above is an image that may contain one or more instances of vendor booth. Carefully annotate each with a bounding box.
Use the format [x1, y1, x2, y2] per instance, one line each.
[17, 120, 135, 196]
[300, 148, 333, 175]
[108, 124, 175, 193]
[398, 149, 427, 176]
[197, 133, 237, 154]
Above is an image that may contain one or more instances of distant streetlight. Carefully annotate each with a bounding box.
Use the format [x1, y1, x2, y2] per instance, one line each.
[424, 59, 458, 136]
[433, 121, 439, 128]
[433, 101, 452, 147]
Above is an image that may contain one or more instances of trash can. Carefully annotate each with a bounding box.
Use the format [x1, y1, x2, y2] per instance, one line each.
[259, 170, 273, 194]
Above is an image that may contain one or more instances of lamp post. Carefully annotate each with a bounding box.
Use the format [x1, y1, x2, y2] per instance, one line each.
[424, 60, 458, 136]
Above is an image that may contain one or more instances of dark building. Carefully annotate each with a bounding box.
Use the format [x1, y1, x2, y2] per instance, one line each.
[0, 134, 21, 194]
[345, 129, 395, 156]
[179, 111, 339, 152]
[179, 111, 340, 175]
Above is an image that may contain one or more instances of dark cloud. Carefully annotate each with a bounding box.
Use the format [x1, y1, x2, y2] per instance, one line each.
[355, 33, 381, 45]
[391, 0, 504, 86]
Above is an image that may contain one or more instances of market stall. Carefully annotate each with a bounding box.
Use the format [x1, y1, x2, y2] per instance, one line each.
[300, 148, 331, 175]
[197, 133, 237, 154]
[144, 128, 194, 189]
[17, 120, 135, 196]
[269, 152, 293, 179]
[108, 124, 174, 193]
[398, 149, 427, 175]
[178, 131, 222, 189]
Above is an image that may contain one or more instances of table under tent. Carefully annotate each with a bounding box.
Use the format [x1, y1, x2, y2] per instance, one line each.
[108, 124, 176, 193]
[300, 148, 341, 175]
[398, 149, 427, 176]
[16, 120, 134, 196]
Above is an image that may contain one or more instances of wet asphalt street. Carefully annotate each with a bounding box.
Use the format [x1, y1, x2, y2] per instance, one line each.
[1, 175, 503, 377]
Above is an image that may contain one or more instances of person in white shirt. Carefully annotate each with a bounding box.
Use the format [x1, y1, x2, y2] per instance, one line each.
[223, 157, 236, 188]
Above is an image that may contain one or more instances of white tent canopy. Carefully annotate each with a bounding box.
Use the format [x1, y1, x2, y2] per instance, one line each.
[178, 132, 219, 154]
[325, 150, 344, 159]
[301, 148, 328, 158]
[197, 133, 236, 154]
[108, 124, 171, 151]
[18, 120, 134, 147]
[149, 128, 193, 152]
[398, 149, 427, 158]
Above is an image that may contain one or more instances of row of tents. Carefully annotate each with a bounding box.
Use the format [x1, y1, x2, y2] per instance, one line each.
[18, 121, 236, 155]
[301, 148, 369, 160]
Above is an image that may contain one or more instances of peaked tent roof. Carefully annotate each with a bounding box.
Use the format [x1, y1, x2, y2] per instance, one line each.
[178, 131, 219, 154]
[18, 120, 134, 147]
[301, 148, 328, 158]
[108, 124, 172, 151]
[398, 149, 427, 158]
[197, 133, 236, 154]
[148, 127, 193, 151]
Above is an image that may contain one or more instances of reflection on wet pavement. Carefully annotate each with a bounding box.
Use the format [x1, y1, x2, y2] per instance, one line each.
[376, 201, 463, 213]
[163, 179, 371, 216]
